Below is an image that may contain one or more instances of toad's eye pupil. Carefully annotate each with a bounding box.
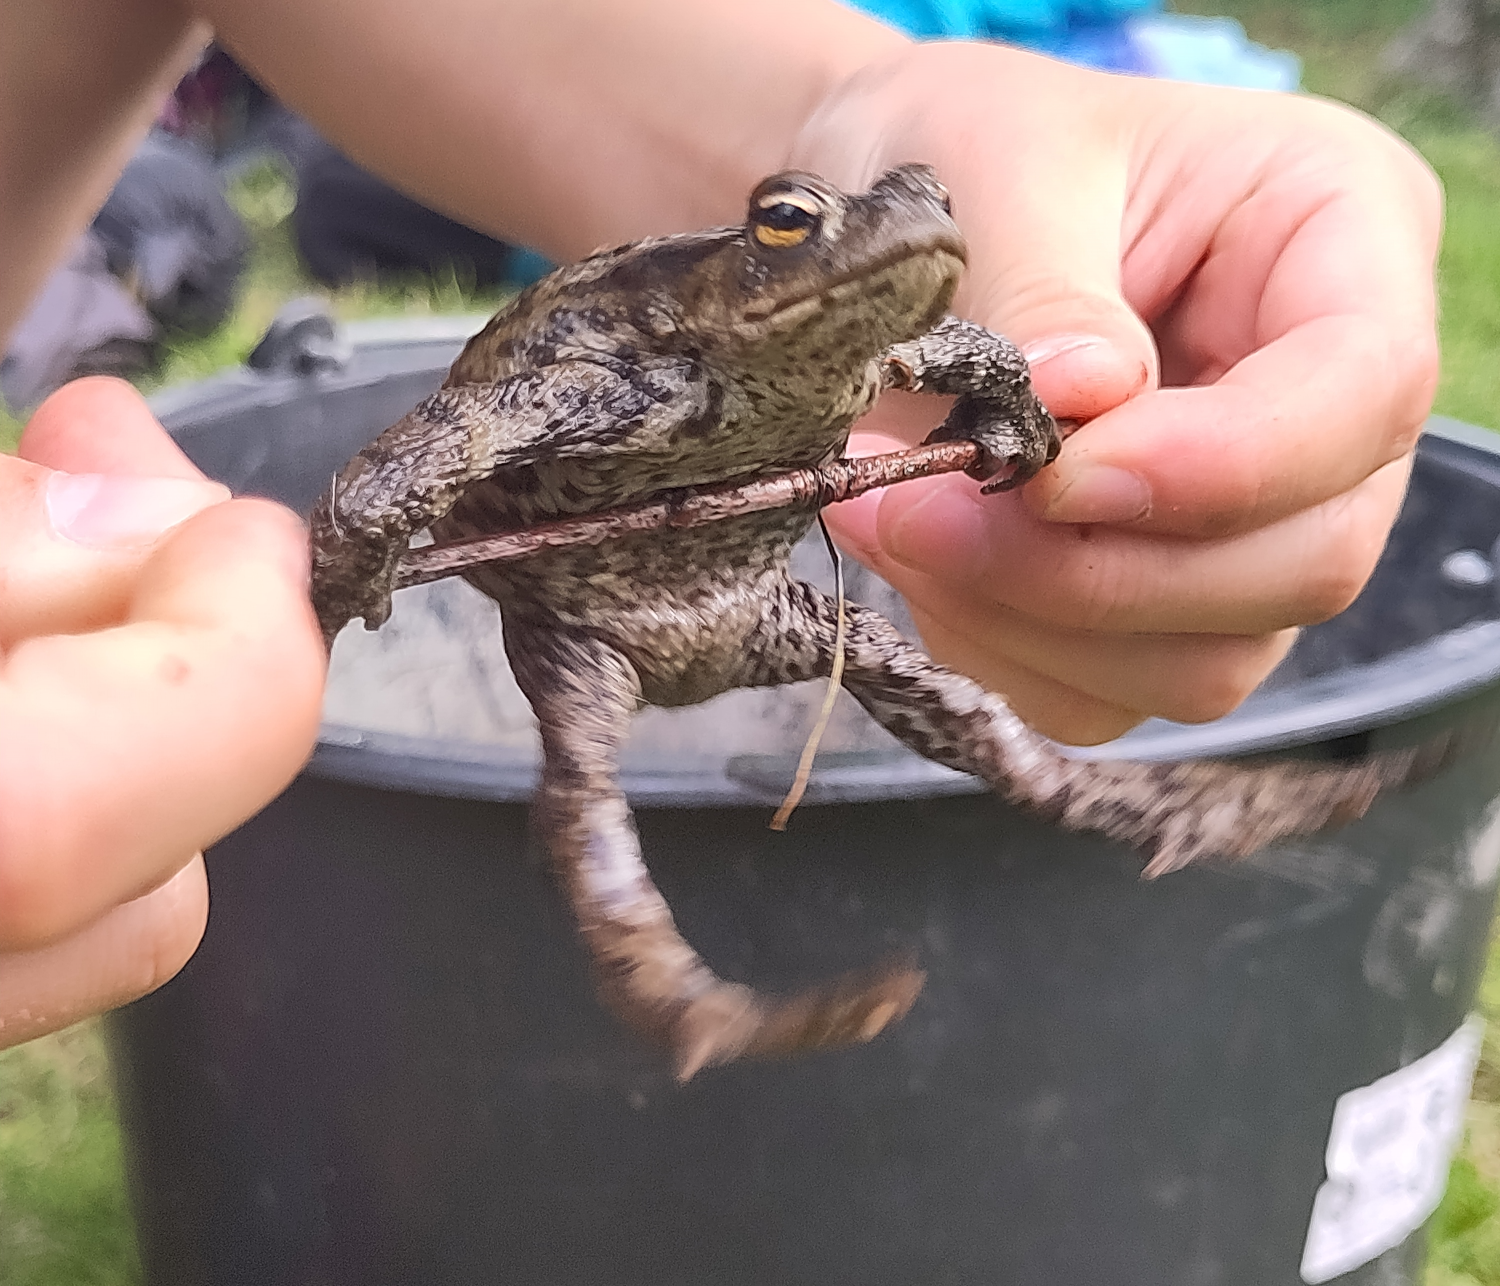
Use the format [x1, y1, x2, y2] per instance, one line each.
[750, 191, 822, 248]
[761, 202, 818, 232]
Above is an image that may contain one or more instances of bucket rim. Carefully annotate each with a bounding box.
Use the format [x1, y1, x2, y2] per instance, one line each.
[151, 321, 1500, 806]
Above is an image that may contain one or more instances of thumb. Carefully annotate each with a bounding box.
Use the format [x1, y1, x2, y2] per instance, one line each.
[949, 157, 1157, 424]
[794, 42, 1158, 422]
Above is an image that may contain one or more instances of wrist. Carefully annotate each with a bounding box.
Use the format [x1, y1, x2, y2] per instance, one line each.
[790, 41, 1103, 187]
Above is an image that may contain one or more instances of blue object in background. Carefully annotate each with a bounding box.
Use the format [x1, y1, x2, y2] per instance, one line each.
[506, 247, 555, 289]
[850, 0, 1153, 41]
[1123, 14, 1300, 90]
[846, 0, 1300, 90]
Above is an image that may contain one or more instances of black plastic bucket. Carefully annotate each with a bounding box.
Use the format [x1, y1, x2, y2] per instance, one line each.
[108, 314, 1500, 1286]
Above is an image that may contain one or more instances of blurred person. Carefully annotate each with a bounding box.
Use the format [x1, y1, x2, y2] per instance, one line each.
[92, 130, 248, 336]
[1, 130, 249, 414]
[0, 0, 1441, 1047]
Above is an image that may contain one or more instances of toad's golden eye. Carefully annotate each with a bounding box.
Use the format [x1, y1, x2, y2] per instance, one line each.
[751, 195, 822, 249]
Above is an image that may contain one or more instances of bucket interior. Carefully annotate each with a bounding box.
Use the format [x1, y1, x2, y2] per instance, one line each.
[151, 322, 1500, 797]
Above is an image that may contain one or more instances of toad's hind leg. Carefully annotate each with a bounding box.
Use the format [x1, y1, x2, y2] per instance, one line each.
[505, 624, 922, 1082]
[751, 582, 1452, 876]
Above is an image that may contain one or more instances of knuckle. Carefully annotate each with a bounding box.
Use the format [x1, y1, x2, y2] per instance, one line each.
[1151, 635, 1293, 725]
[1200, 443, 1267, 529]
[1155, 677, 1253, 726]
[1343, 312, 1437, 468]
[1405, 149, 1444, 225]
[1038, 708, 1143, 746]
[1389, 329, 1440, 455]
[0, 791, 73, 950]
[128, 865, 208, 1001]
[1291, 482, 1397, 624]
[1295, 545, 1376, 623]
[1055, 542, 1164, 634]
[1373, 122, 1444, 222]
[1011, 689, 1144, 747]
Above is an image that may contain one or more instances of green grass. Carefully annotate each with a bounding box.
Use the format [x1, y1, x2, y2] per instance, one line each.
[1420, 125, 1500, 430]
[1431, 1155, 1500, 1285]
[149, 158, 508, 391]
[5, 3, 1500, 1279]
[0, 1024, 140, 1285]
[1428, 935, 1500, 1285]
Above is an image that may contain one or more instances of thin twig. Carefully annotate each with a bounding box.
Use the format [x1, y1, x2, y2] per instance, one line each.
[393, 439, 982, 590]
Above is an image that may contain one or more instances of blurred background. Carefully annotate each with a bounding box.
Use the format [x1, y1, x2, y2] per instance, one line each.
[4, 1, 1500, 1282]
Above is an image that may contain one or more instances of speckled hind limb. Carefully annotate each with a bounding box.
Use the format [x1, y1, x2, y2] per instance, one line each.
[751, 581, 1450, 876]
[504, 623, 923, 1082]
[883, 315, 1061, 491]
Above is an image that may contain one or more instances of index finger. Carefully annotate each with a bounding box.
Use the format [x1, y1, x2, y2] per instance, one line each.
[19, 376, 206, 479]
[0, 498, 325, 949]
[1032, 113, 1441, 535]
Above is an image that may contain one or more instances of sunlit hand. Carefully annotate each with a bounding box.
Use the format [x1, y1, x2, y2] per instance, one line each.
[797, 42, 1440, 744]
[0, 378, 325, 1048]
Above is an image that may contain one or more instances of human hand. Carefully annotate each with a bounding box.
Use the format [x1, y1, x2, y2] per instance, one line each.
[795, 43, 1440, 744]
[0, 378, 325, 1049]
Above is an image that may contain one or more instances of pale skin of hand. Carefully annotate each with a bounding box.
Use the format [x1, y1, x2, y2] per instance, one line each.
[0, 379, 325, 1047]
[794, 44, 1442, 743]
[0, 0, 1439, 1044]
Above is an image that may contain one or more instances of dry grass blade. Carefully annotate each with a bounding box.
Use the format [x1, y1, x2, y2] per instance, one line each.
[770, 516, 848, 830]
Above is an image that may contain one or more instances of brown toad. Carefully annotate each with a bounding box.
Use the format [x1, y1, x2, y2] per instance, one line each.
[310, 165, 1429, 1081]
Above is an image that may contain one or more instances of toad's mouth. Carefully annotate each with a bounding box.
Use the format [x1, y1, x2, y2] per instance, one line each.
[743, 239, 967, 325]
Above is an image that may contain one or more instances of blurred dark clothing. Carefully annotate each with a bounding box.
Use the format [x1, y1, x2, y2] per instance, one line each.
[160, 51, 550, 291]
[0, 233, 157, 413]
[2, 129, 248, 414]
[288, 133, 524, 290]
[3, 49, 549, 416]
[158, 47, 274, 157]
[93, 131, 248, 336]
[2, 128, 246, 414]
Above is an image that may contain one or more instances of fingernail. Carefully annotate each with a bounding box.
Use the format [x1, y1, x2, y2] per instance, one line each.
[1041, 465, 1152, 525]
[46, 473, 224, 549]
[1021, 334, 1112, 367]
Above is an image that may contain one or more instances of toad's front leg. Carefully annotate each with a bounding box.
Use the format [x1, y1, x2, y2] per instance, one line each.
[883, 315, 1061, 492]
[504, 622, 923, 1082]
[310, 356, 711, 648]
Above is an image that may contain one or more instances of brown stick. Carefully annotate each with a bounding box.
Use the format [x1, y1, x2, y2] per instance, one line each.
[393, 440, 982, 590]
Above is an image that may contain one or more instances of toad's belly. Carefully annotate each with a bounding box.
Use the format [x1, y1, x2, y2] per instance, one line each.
[442, 506, 818, 704]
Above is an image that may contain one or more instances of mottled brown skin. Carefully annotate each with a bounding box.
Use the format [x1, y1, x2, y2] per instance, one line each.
[311, 165, 1438, 1082]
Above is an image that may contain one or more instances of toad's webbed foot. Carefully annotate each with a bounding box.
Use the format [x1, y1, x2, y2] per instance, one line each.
[884, 315, 1061, 492]
[749, 582, 1454, 876]
[505, 624, 922, 1081]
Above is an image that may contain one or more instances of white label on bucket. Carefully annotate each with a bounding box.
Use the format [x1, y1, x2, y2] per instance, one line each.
[1300, 1015, 1484, 1284]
